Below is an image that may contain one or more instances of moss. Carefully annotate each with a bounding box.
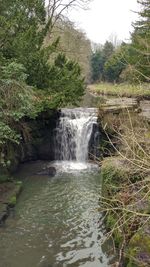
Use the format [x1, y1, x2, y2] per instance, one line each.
[105, 214, 123, 247]
[9, 196, 17, 207]
[127, 227, 150, 267]
[8, 181, 22, 207]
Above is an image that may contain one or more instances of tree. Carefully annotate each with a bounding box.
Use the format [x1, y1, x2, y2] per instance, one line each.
[0, 0, 50, 88]
[48, 54, 85, 107]
[104, 44, 128, 82]
[130, 0, 150, 81]
[90, 41, 115, 83]
[102, 41, 114, 62]
[46, 0, 91, 31]
[90, 49, 104, 82]
[0, 0, 91, 89]
[0, 0, 89, 166]
[45, 19, 92, 82]
[0, 61, 36, 166]
[0, 0, 46, 56]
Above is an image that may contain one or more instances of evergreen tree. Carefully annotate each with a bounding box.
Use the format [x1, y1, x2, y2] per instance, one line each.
[131, 0, 150, 81]
[102, 41, 114, 62]
[0, 0, 85, 94]
[90, 50, 104, 82]
[0, 0, 86, 165]
[90, 41, 115, 83]
[0, 0, 54, 88]
[104, 43, 128, 82]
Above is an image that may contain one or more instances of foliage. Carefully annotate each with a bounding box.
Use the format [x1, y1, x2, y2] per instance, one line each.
[34, 54, 85, 109]
[104, 44, 127, 82]
[0, 0, 57, 89]
[1, 62, 28, 82]
[0, 122, 20, 146]
[0, 0, 86, 91]
[48, 54, 85, 107]
[0, 0, 88, 167]
[102, 41, 114, 62]
[91, 2, 150, 85]
[0, 62, 36, 120]
[0, 62, 36, 166]
[90, 41, 120, 83]
[91, 49, 104, 82]
[129, 0, 150, 82]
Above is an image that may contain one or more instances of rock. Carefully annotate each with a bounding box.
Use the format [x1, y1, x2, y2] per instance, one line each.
[0, 181, 22, 225]
[4, 110, 60, 174]
[0, 210, 8, 225]
[37, 167, 56, 177]
[48, 167, 56, 177]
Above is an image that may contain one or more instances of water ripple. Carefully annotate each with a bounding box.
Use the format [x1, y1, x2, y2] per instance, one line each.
[0, 161, 114, 267]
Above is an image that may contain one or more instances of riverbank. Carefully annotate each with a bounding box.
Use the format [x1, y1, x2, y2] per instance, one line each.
[99, 100, 150, 266]
[100, 156, 150, 266]
[89, 82, 150, 100]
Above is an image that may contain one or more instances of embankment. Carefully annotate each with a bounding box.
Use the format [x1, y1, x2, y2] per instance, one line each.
[99, 100, 150, 266]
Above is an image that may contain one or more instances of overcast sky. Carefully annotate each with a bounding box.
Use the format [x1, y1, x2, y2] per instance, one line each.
[67, 0, 139, 44]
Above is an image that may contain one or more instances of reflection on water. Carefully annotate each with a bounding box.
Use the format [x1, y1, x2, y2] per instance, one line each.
[0, 161, 114, 267]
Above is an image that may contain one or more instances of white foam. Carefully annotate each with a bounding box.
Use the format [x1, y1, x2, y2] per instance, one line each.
[52, 161, 99, 174]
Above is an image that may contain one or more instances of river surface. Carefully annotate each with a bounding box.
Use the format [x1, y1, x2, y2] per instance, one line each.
[0, 107, 115, 267]
[0, 161, 114, 267]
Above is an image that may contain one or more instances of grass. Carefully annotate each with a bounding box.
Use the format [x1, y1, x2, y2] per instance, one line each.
[89, 82, 150, 99]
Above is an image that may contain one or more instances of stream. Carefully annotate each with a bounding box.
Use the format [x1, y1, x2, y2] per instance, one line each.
[0, 108, 114, 267]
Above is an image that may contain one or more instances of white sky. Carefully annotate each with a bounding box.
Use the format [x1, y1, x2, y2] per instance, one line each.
[67, 0, 139, 44]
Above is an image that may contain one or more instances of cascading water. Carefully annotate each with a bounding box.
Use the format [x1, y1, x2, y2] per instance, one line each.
[55, 108, 98, 163]
[0, 107, 114, 267]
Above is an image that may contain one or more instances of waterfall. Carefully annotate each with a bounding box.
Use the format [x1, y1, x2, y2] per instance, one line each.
[55, 108, 98, 162]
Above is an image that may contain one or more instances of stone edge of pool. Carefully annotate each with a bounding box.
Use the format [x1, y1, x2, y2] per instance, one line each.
[0, 180, 22, 226]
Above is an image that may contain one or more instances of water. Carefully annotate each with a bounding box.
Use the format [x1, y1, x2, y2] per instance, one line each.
[55, 108, 98, 162]
[0, 108, 114, 267]
[0, 162, 113, 267]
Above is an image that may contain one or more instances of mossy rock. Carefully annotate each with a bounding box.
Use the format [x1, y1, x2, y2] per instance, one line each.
[0, 180, 22, 223]
[127, 224, 150, 267]
[7, 181, 22, 207]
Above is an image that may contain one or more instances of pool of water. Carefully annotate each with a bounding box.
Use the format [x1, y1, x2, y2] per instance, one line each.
[0, 161, 114, 267]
